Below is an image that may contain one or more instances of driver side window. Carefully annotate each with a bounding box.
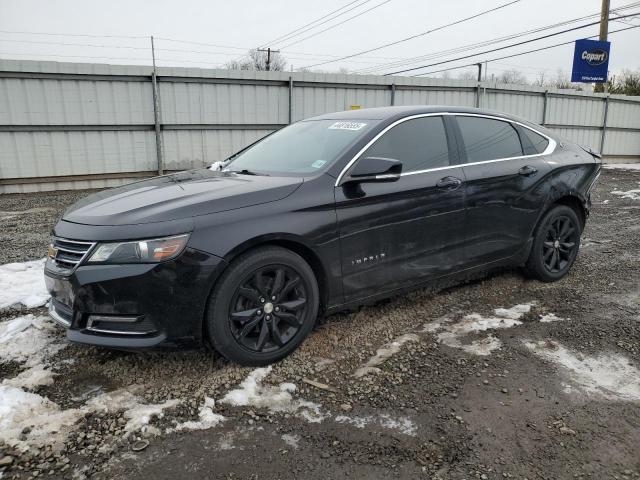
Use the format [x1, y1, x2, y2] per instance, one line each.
[362, 116, 450, 173]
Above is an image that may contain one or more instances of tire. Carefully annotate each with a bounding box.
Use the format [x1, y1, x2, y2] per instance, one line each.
[525, 204, 582, 282]
[206, 246, 319, 366]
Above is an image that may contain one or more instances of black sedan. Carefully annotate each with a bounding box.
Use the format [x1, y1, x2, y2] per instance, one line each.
[44, 106, 601, 365]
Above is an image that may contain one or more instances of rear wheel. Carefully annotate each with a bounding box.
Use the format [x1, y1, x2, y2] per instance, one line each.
[525, 205, 581, 282]
[206, 246, 319, 366]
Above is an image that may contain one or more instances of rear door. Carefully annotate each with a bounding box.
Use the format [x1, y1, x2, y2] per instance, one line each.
[452, 114, 553, 266]
[335, 115, 467, 303]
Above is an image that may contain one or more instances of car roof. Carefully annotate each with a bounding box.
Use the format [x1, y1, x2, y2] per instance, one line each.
[305, 105, 545, 130]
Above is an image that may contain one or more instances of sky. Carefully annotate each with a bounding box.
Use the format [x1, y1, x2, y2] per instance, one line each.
[0, 0, 639, 81]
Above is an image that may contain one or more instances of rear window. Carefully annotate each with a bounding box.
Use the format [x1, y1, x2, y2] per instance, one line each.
[457, 116, 523, 163]
[520, 127, 550, 155]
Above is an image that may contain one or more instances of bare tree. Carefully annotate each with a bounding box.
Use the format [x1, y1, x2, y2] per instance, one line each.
[225, 49, 287, 71]
[456, 70, 477, 81]
[532, 71, 546, 87]
[548, 69, 573, 89]
[496, 69, 528, 85]
[606, 69, 640, 96]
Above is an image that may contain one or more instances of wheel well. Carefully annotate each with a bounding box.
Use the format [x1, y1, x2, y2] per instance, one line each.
[223, 239, 329, 315]
[553, 195, 586, 229]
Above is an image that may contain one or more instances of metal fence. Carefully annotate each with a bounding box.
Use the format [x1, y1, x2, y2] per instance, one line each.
[1, 59, 639, 193]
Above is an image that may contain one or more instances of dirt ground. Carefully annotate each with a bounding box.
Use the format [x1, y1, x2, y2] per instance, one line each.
[0, 167, 639, 480]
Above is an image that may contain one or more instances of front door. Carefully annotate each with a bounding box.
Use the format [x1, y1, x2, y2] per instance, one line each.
[335, 115, 467, 303]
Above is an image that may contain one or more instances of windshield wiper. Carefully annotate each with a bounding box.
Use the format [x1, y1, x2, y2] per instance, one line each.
[227, 169, 268, 176]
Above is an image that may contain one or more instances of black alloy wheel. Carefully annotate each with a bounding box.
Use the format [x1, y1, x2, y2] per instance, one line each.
[207, 246, 319, 366]
[542, 215, 578, 273]
[229, 265, 307, 353]
[525, 204, 582, 282]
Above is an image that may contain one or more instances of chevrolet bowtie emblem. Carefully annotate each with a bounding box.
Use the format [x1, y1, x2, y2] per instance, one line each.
[47, 245, 58, 259]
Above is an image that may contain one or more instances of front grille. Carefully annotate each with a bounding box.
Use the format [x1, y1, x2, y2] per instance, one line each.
[50, 237, 95, 272]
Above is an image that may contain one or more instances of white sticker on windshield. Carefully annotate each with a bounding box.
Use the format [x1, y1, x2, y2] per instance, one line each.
[311, 159, 327, 169]
[329, 121, 367, 131]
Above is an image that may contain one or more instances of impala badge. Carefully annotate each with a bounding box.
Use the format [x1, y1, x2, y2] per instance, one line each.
[351, 252, 386, 266]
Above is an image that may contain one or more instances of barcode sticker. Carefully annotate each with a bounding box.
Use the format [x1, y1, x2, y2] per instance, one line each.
[329, 121, 367, 131]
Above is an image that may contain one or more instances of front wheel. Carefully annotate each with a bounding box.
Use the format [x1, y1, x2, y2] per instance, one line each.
[206, 246, 319, 366]
[525, 205, 582, 282]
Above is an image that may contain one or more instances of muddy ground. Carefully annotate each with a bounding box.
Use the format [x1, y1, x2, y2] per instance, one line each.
[0, 167, 639, 480]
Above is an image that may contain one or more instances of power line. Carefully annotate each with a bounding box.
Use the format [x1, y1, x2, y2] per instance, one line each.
[299, 0, 522, 69]
[0, 30, 147, 39]
[352, 11, 605, 74]
[0, 26, 426, 64]
[153, 37, 249, 51]
[279, 0, 394, 49]
[413, 24, 640, 77]
[351, 1, 640, 74]
[0, 51, 152, 62]
[385, 12, 638, 75]
[0, 38, 150, 50]
[259, 0, 367, 48]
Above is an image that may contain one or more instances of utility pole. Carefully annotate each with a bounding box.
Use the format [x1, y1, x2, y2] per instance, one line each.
[599, 0, 610, 42]
[150, 36, 164, 175]
[596, 0, 610, 92]
[257, 47, 280, 71]
[476, 63, 483, 82]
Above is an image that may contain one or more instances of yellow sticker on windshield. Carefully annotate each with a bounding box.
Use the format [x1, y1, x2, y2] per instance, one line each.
[329, 121, 367, 131]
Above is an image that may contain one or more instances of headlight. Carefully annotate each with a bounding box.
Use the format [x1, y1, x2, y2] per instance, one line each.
[87, 234, 189, 264]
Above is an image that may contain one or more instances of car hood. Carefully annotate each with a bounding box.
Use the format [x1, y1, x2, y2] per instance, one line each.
[63, 169, 303, 226]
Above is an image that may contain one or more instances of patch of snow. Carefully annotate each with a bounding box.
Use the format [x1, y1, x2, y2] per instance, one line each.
[423, 302, 540, 356]
[2, 365, 55, 389]
[87, 387, 181, 435]
[354, 333, 419, 377]
[334, 414, 417, 436]
[0, 259, 49, 310]
[525, 340, 640, 401]
[455, 335, 502, 356]
[281, 433, 300, 449]
[0, 315, 66, 366]
[539, 313, 564, 323]
[169, 397, 225, 432]
[221, 367, 327, 423]
[0, 385, 84, 452]
[209, 160, 230, 171]
[494, 303, 534, 320]
[603, 163, 640, 171]
[611, 189, 640, 200]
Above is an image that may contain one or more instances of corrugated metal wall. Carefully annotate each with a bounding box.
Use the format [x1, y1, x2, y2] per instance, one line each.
[1, 59, 639, 193]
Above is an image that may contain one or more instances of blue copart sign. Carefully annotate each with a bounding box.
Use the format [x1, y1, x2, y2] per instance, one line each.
[571, 39, 610, 83]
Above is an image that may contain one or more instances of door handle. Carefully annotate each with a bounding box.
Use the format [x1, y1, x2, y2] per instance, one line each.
[436, 176, 463, 189]
[518, 165, 538, 176]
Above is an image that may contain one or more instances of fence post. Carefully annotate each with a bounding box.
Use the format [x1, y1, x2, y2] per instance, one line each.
[542, 90, 549, 125]
[390, 83, 396, 106]
[150, 36, 164, 175]
[600, 95, 609, 155]
[288, 76, 294, 124]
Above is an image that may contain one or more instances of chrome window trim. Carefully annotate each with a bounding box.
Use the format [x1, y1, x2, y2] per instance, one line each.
[334, 112, 556, 187]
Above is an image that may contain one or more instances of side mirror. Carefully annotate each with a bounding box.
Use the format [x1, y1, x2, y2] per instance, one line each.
[344, 157, 402, 184]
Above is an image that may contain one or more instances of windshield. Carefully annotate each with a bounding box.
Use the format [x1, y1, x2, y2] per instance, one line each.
[224, 119, 378, 176]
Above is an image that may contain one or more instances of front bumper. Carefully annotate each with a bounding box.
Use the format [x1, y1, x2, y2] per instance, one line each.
[44, 247, 226, 349]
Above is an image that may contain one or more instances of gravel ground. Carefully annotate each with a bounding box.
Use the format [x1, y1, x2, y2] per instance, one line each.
[0, 168, 639, 480]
